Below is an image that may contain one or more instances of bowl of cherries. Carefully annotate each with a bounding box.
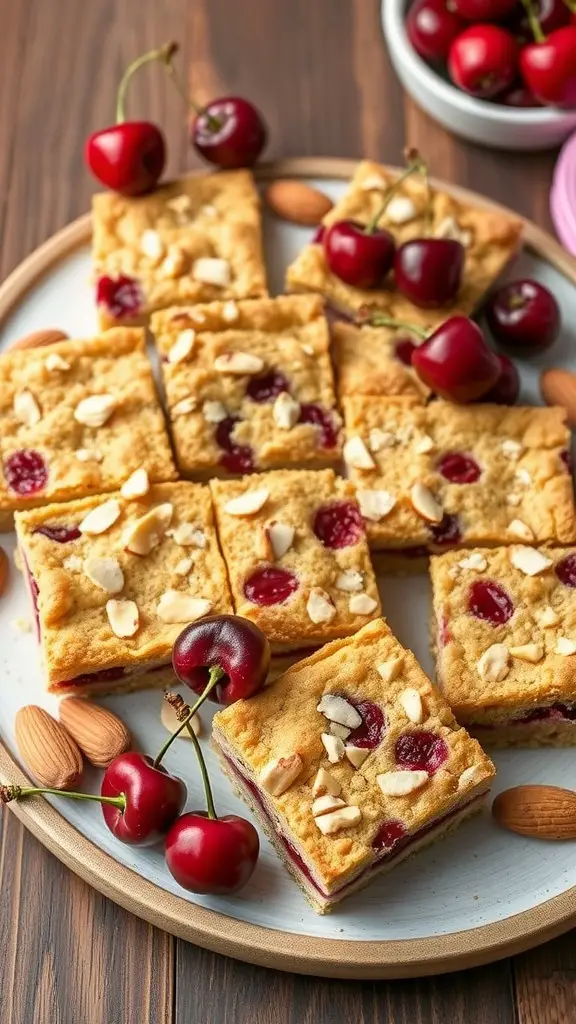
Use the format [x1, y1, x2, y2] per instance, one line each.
[383, 0, 576, 150]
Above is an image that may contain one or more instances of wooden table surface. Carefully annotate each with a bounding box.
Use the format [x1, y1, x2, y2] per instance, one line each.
[0, 0, 574, 1021]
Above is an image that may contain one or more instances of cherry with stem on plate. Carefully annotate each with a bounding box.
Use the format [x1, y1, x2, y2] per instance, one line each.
[519, 1, 576, 107]
[395, 237, 465, 308]
[163, 694, 260, 895]
[0, 749, 187, 848]
[323, 149, 428, 289]
[172, 613, 270, 709]
[479, 353, 520, 404]
[448, 24, 518, 99]
[85, 42, 177, 195]
[484, 278, 561, 351]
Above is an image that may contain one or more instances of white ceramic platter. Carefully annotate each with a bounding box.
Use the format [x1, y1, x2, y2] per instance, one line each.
[0, 160, 575, 978]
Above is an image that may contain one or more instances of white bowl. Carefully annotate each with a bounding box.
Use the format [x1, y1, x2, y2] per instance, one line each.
[382, 0, 576, 151]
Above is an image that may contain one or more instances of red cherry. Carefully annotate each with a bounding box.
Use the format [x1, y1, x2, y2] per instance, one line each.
[173, 614, 270, 704]
[246, 371, 290, 403]
[499, 82, 543, 106]
[479, 353, 520, 404]
[395, 337, 417, 365]
[451, 0, 517, 18]
[298, 403, 340, 449]
[34, 525, 81, 543]
[510, 0, 570, 42]
[346, 699, 386, 749]
[520, 27, 576, 108]
[448, 25, 518, 98]
[407, 0, 466, 62]
[411, 317, 500, 403]
[324, 220, 395, 289]
[86, 122, 165, 196]
[561, 448, 573, 473]
[3, 450, 48, 496]
[165, 812, 259, 894]
[191, 97, 267, 169]
[312, 225, 326, 244]
[101, 752, 186, 846]
[485, 279, 560, 351]
[244, 567, 299, 607]
[430, 513, 463, 546]
[395, 731, 449, 773]
[394, 239, 464, 308]
[96, 274, 144, 321]
[468, 579, 514, 624]
[371, 819, 408, 854]
[437, 452, 481, 484]
[312, 501, 364, 549]
[555, 553, 576, 587]
[215, 416, 255, 475]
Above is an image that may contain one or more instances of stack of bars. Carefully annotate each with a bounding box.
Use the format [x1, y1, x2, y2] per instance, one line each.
[1, 159, 574, 911]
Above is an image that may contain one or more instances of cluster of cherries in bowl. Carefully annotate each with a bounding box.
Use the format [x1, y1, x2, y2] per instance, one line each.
[407, 0, 576, 109]
[85, 42, 267, 197]
[2, 616, 271, 897]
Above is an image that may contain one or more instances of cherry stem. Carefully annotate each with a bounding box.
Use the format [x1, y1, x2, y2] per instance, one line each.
[520, 0, 546, 42]
[357, 308, 428, 339]
[185, 720, 217, 820]
[365, 150, 428, 235]
[161, 56, 221, 132]
[153, 665, 225, 768]
[116, 41, 179, 124]
[562, 0, 576, 11]
[0, 783, 125, 811]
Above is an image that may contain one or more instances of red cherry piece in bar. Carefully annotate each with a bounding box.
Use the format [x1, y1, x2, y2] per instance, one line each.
[407, 0, 466, 62]
[191, 97, 267, 169]
[244, 567, 299, 607]
[560, 449, 573, 474]
[324, 220, 395, 289]
[173, 614, 270, 704]
[394, 239, 464, 308]
[468, 580, 514, 624]
[246, 371, 290, 403]
[346, 699, 386, 749]
[4, 450, 48, 496]
[437, 452, 481, 484]
[484, 279, 560, 352]
[411, 317, 500, 403]
[430, 513, 463, 546]
[96, 274, 144, 320]
[448, 25, 518, 99]
[215, 417, 255, 475]
[479, 353, 520, 405]
[555, 554, 576, 588]
[520, 27, 576, 109]
[101, 752, 186, 846]
[299, 403, 340, 449]
[165, 812, 260, 894]
[395, 731, 449, 774]
[34, 525, 81, 543]
[372, 819, 408, 854]
[313, 501, 364, 549]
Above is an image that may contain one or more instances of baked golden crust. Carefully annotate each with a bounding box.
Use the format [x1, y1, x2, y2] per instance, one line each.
[151, 295, 341, 476]
[15, 482, 232, 688]
[92, 171, 268, 328]
[342, 397, 576, 549]
[213, 618, 495, 892]
[210, 469, 381, 645]
[0, 329, 177, 518]
[286, 160, 523, 318]
[431, 545, 576, 719]
[332, 321, 429, 400]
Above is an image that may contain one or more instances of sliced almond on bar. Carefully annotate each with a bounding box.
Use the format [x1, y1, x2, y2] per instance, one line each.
[259, 753, 303, 797]
[509, 643, 544, 664]
[349, 593, 378, 615]
[169, 523, 206, 547]
[121, 468, 150, 499]
[168, 329, 196, 364]
[156, 592, 212, 624]
[343, 436, 376, 470]
[385, 196, 417, 225]
[264, 520, 294, 560]
[377, 656, 404, 683]
[74, 394, 116, 428]
[535, 605, 560, 628]
[458, 553, 487, 572]
[321, 733, 345, 763]
[79, 499, 121, 536]
[555, 637, 576, 656]
[345, 745, 369, 769]
[106, 598, 140, 638]
[509, 546, 552, 576]
[477, 643, 510, 682]
[312, 767, 341, 798]
[14, 389, 41, 426]
[409, 482, 443, 523]
[307, 587, 336, 624]
[357, 489, 396, 522]
[192, 257, 231, 287]
[458, 765, 483, 790]
[507, 519, 534, 542]
[314, 805, 362, 835]
[377, 770, 429, 797]
[317, 694, 362, 729]
[83, 556, 124, 594]
[45, 352, 70, 372]
[214, 351, 264, 375]
[335, 569, 363, 592]
[399, 687, 423, 724]
[330, 722, 351, 741]
[122, 503, 174, 555]
[311, 794, 347, 817]
[273, 392, 301, 429]
[171, 396, 197, 418]
[202, 399, 227, 423]
[224, 488, 269, 517]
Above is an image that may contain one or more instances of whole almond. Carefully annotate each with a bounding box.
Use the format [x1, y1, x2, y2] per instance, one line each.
[492, 785, 576, 840]
[59, 697, 131, 768]
[540, 369, 576, 426]
[15, 705, 83, 790]
[264, 180, 333, 226]
[0, 545, 8, 597]
[7, 329, 69, 353]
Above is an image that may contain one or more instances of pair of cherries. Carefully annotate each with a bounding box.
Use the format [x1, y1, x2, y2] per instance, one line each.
[408, 0, 576, 110]
[86, 43, 267, 196]
[3, 616, 270, 896]
[321, 153, 465, 309]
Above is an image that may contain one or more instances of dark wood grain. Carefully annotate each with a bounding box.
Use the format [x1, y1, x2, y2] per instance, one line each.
[0, 0, 574, 1021]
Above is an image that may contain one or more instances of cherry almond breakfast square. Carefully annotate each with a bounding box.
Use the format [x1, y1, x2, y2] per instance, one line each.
[341, 397, 576, 571]
[212, 617, 495, 913]
[0, 329, 176, 530]
[431, 546, 576, 747]
[92, 169, 268, 329]
[151, 294, 341, 478]
[14, 482, 232, 696]
[286, 159, 523, 320]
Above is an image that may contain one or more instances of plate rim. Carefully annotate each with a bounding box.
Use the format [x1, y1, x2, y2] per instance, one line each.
[1, 156, 575, 978]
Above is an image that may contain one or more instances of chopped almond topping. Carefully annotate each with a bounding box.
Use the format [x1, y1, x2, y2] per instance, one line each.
[202, 400, 227, 423]
[192, 257, 231, 287]
[83, 556, 124, 594]
[377, 770, 429, 797]
[140, 229, 165, 260]
[174, 557, 194, 576]
[399, 687, 424, 724]
[368, 428, 397, 451]
[410, 482, 443, 523]
[345, 745, 369, 769]
[509, 546, 552, 576]
[45, 353, 70, 372]
[214, 351, 265, 375]
[349, 593, 378, 616]
[535, 605, 560, 628]
[171, 396, 197, 418]
[156, 592, 212, 624]
[509, 643, 544, 664]
[312, 794, 346, 817]
[458, 765, 482, 790]
[75, 448, 103, 463]
[224, 488, 269, 517]
[221, 300, 239, 322]
[13, 389, 41, 426]
[357, 489, 396, 522]
[555, 637, 576, 656]
[335, 569, 363, 592]
[79, 499, 121, 536]
[273, 392, 301, 429]
[501, 439, 523, 459]
[377, 656, 404, 683]
[330, 722, 351, 741]
[314, 806, 362, 835]
[312, 767, 341, 798]
[343, 436, 376, 470]
[385, 196, 417, 225]
[121, 468, 150, 499]
[317, 694, 362, 729]
[106, 598, 140, 638]
[259, 753, 303, 797]
[168, 329, 196, 364]
[321, 733, 345, 763]
[264, 520, 294, 560]
[458, 553, 487, 572]
[414, 434, 435, 455]
[307, 587, 336, 624]
[122, 503, 173, 555]
[507, 519, 535, 542]
[74, 394, 116, 428]
[477, 643, 510, 682]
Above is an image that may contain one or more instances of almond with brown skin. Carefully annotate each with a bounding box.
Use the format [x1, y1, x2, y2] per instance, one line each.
[264, 180, 333, 226]
[540, 369, 576, 427]
[492, 785, 576, 840]
[0, 545, 8, 597]
[7, 329, 69, 353]
[15, 706, 83, 790]
[59, 698, 131, 768]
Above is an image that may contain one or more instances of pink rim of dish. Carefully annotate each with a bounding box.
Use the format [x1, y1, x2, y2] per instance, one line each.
[551, 130, 576, 256]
